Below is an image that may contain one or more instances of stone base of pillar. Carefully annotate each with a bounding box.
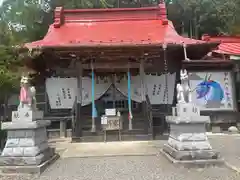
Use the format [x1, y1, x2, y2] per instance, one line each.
[160, 103, 224, 166]
[0, 120, 59, 175]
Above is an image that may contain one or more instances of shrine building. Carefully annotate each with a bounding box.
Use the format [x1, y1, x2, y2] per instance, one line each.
[17, 2, 236, 142]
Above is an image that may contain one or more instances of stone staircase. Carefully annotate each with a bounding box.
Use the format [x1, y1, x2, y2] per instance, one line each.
[151, 105, 170, 137]
[80, 110, 150, 142]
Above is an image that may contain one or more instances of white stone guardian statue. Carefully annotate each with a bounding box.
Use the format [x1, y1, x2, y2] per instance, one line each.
[176, 69, 192, 103]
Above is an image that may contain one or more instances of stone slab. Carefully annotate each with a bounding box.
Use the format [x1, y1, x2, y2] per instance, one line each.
[159, 147, 224, 168]
[12, 110, 43, 122]
[0, 153, 59, 175]
[7, 128, 47, 139]
[169, 133, 207, 142]
[169, 123, 206, 134]
[1, 142, 49, 157]
[169, 124, 208, 141]
[5, 134, 47, 148]
[163, 144, 220, 160]
[168, 137, 212, 151]
[166, 116, 210, 124]
[175, 103, 200, 117]
[0, 147, 54, 166]
[1, 120, 50, 130]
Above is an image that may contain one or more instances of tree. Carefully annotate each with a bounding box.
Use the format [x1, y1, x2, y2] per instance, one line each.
[167, 0, 240, 38]
[0, 0, 49, 43]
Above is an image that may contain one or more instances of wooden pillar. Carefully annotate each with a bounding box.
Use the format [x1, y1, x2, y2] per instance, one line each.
[140, 59, 149, 134]
[72, 61, 82, 142]
[163, 44, 169, 133]
[112, 74, 116, 109]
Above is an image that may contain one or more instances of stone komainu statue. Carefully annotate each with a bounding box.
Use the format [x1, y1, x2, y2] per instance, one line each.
[18, 75, 37, 111]
[176, 69, 192, 103]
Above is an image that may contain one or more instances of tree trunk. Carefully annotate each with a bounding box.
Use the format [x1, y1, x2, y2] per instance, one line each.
[189, 20, 193, 38]
[194, 17, 198, 39]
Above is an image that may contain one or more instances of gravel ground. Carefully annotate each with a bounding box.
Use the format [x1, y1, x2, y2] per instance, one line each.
[209, 136, 240, 169]
[0, 154, 239, 180]
[1, 136, 240, 180]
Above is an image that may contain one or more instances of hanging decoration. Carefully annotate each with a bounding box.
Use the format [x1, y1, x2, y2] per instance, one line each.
[127, 71, 133, 130]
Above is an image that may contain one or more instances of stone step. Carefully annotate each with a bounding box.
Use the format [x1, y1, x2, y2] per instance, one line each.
[82, 129, 147, 136]
[47, 128, 151, 140]
[81, 113, 145, 119]
[82, 124, 147, 131]
[80, 134, 151, 142]
[82, 121, 147, 130]
[82, 115, 146, 123]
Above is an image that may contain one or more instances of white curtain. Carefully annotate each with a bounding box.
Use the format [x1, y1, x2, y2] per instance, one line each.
[46, 77, 111, 109]
[115, 75, 143, 103]
[114, 73, 176, 104]
[81, 77, 111, 106]
[146, 73, 176, 104]
[46, 78, 77, 109]
[45, 73, 176, 109]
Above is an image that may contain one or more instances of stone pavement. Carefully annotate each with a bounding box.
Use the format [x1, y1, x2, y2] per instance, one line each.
[53, 140, 159, 158]
[1, 135, 240, 180]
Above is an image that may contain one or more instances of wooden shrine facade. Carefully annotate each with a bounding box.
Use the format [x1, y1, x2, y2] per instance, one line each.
[22, 3, 219, 141]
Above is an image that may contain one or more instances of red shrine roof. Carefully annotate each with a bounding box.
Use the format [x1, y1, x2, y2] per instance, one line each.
[25, 3, 207, 49]
[202, 34, 240, 55]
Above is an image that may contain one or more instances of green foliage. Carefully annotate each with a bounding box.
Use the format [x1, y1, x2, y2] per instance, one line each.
[0, 0, 48, 43]
[53, 0, 116, 8]
[0, 45, 21, 98]
[0, 0, 43, 99]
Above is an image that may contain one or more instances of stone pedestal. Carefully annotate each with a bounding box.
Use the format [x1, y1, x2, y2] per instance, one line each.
[161, 103, 223, 165]
[0, 109, 58, 174]
[12, 108, 44, 122]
